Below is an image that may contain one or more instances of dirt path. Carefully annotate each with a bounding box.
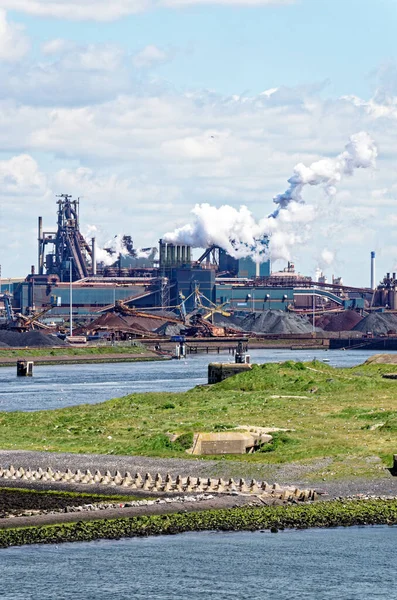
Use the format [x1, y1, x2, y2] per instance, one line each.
[0, 495, 260, 530]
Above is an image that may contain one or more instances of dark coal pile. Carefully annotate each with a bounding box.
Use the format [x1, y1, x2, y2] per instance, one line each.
[0, 330, 67, 348]
[316, 310, 363, 332]
[155, 323, 184, 337]
[353, 312, 397, 336]
[231, 310, 320, 334]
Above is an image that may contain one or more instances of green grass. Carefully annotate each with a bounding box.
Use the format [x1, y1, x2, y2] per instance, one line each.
[2, 360, 397, 479]
[0, 345, 147, 358]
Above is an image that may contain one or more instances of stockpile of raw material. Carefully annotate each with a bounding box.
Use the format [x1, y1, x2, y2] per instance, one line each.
[233, 310, 319, 334]
[353, 313, 397, 336]
[155, 323, 184, 337]
[0, 330, 67, 347]
[316, 310, 363, 332]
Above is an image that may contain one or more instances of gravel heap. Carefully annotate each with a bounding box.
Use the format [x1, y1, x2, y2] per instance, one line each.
[234, 310, 320, 334]
[316, 310, 363, 332]
[0, 330, 67, 348]
[155, 323, 184, 337]
[353, 312, 397, 336]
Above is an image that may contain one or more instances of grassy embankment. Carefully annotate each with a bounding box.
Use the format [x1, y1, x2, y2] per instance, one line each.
[1, 499, 397, 548]
[0, 344, 163, 365]
[1, 359, 397, 479]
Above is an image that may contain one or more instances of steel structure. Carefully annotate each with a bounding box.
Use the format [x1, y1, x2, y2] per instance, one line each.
[38, 195, 94, 282]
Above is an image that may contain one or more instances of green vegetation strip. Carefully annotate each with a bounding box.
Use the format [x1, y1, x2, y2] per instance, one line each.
[0, 345, 147, 358]
[1, 500, 397, 548]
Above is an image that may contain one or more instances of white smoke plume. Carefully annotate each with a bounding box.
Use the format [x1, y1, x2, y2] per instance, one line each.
[93, 233, 157, 266]
[164, 132, 377, 263]
[320, 248, 335, 266]
[272, 131, 377, 216]
[95, 234, 126, 266]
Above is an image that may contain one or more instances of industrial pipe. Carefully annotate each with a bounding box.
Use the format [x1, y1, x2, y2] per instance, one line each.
[91, 237, 97, 275]
[370, 251, 376, 290]
[38, 216, 43, 275]
[159, 239, 166, 269]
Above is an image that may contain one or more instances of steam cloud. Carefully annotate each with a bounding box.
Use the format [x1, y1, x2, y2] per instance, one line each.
[87, 230, 156, 266]
[272, 131, 377, 216]
[164, 132, 377, 264]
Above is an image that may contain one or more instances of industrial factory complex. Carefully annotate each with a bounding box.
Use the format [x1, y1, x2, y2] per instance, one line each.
[0, 195, 395, 340]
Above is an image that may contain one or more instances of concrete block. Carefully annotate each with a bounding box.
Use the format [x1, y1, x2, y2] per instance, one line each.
[143, 473, 153, 490]
[239, 478, 249, 493]
[250, 479, 260, 494]
[208, 363, 252, 384]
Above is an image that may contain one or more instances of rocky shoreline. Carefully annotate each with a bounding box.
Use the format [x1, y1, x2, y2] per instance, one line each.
[1, 498, 397, 549]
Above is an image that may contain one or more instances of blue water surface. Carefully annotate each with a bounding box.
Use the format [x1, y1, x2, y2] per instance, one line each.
[1, 527, 396, 599]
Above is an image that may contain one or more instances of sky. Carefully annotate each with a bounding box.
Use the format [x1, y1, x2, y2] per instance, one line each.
[0, 0, 396, 286]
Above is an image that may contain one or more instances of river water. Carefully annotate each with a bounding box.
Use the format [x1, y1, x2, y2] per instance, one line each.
[0, 348, 393, 413]
[1, 527, 395, 599]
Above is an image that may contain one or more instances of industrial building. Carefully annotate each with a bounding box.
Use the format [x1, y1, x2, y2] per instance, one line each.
[7, 196, 372, 324]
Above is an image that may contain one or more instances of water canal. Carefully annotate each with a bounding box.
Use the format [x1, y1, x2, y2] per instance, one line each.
[1, 527, 395, 599]
[0, 348, 394, 412]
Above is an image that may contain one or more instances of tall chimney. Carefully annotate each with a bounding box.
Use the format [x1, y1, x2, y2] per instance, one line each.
[38, 216, 43, 275]
[370, 251, 376, 290]
[91, 237, 97, 275]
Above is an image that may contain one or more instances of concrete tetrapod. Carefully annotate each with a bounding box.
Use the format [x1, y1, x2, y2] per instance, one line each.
[0, 464, 318, 502]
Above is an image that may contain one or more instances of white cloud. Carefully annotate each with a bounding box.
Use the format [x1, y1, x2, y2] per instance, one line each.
[132, 45, 170, 69]
[41, 38, 72, 55]
[0, 154, 48, 196]
[163, 0, 294, 5]
[0, 9, 29, 61]
[0, 0, 295, 21]
[0, 41, 135, 106]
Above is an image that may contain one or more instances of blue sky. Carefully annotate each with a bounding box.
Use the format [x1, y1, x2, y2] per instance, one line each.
[0, 0, 396, 285]
[9, 0, 397, 98]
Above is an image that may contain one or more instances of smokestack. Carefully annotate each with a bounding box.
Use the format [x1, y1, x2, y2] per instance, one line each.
[166, 244, 172, 265]
[91, 237, 97, 275]
[255, 262, 260, 277]
[159, 239, 166, 269]
[370, 251, 376, 290]
[38, 216, 43, 275]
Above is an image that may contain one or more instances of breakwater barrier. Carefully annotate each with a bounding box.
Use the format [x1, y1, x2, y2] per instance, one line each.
[0, 465, 317, 502]
[330, 337, 397, 350]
